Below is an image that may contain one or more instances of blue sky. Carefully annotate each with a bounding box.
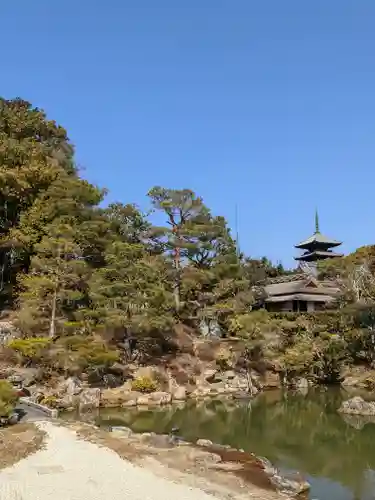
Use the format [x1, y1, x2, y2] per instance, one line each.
[2, 1, 375, 267]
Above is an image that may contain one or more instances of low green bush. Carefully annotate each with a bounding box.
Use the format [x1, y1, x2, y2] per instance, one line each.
[7, 337, 52, 366]
[131, 376, 157, 393]
[0, 380, 18, 417]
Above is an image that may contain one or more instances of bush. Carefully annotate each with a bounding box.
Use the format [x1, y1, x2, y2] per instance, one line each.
[215, 347, 233, 371]
[7, 337, 52, 366]
[131, 376, 158, 393]
[0, 380, 18, 417]
[52, 336, 120, 373]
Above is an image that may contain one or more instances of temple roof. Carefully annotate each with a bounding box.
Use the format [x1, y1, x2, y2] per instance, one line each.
[295, 233, 342, 250]
[295, 210, 342, 250]
[264, 278, 340, 298]
[294, 250, 343, 261]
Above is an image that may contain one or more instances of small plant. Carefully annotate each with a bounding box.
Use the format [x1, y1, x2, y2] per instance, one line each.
[131, 376, 157, 393]
[0, 380, 18, 417]
[215, 348, 233, 371]
[40, 395, 59, 409]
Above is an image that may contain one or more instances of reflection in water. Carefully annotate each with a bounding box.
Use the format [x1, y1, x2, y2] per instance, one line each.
[88, 389, 375, 500]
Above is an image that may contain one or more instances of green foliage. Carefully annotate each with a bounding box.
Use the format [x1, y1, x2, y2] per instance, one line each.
[7, 337, 51, 365]
[131, 376, 158, 393]
[2, 96, 375, 384]
[52, 336, 120, 372]
[215, 347, 233, 371]
[0, 380, 18, 417]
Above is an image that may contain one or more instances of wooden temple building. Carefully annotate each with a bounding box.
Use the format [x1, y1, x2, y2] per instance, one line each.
[264, 212, 343, 313]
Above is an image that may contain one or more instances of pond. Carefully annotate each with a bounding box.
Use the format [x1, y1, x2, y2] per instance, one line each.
[72, 389, 375, 500]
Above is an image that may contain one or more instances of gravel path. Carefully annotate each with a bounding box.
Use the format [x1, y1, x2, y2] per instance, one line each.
[0, 422, 220, 500]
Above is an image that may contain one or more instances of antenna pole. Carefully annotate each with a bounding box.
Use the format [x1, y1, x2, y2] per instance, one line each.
[235, 204, 240, 258]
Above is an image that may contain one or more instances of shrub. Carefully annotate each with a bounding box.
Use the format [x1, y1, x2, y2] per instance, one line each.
[7, 337, 52, 366]
[131, 376, 157, 393]
[0, 380, 18, 417]
[215, 347, 233, 371]
[52, 336, 120, 373]
[40, 395, 59, 409]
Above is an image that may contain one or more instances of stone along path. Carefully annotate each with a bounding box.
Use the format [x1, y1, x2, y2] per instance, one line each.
[0, 422, 228, 500]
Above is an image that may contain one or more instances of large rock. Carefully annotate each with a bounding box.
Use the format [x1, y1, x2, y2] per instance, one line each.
[6, 367, 41, 387]
[101, 387, 141, 407]
[137, 391, 172, 406]
[203, 369, 218, 383]
[261, 370, 281, 389]
[338, 396, 375, 416]
[172, 385, 187, 401]
[257, 457, 310, 496]
[79, 388, 101, 410]
[57, 376, 82, 396]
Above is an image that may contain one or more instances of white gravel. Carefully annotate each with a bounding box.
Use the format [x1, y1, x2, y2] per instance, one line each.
[0, 422, 219, 500]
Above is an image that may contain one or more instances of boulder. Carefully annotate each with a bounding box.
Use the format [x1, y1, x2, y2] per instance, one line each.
[101, 387, 141, 407]
[338, 396, 375, 416]
[188, 449, 221, 466]
[257, 457, 310, 496]
[172, 386, 187, 401]
[203, 369, 218, 383]
[196, 438, 213, 447]
[79, 388, 101, 410]
[137, 391, 172, 406]
[261, 370, 281, 389]
[57, 376, 82, 396]
[7, 368, 41, 387]
[110, 426, 133, 438]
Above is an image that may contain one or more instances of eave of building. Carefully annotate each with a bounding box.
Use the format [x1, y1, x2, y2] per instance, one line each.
[295, 232, 342, 250]
[265, 293, 336, 303]
[294, 250, 344, 261]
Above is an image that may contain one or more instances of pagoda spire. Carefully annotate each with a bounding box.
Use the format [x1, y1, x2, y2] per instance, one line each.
[315, 209, 320, 234]
[295, 211, 343, 262]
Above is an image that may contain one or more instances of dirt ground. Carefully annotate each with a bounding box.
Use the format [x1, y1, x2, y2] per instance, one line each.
[0, 423, 46, 469]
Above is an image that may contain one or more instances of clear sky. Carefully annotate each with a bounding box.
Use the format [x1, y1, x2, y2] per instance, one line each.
[2, 1, 375, 267]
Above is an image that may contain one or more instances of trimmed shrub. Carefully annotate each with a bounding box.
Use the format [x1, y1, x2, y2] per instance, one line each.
[131, 376, 157, 393]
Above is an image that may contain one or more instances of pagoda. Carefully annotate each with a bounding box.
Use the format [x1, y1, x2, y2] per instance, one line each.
[294, 211, 343, 263]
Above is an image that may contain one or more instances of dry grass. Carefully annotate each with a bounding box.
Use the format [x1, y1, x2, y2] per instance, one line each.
[0, 423, 46, 469]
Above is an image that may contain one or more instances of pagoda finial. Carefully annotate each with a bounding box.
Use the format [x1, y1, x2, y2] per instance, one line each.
[315, 209, 320, 233]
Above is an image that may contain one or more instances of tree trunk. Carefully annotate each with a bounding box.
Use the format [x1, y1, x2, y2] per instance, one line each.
[173, 242, 181, 313]
[49, 285, 57, 338]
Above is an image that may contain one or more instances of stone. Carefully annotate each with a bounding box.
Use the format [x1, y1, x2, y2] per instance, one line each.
[196, 438, 213, 447]
[209, 462, 244, 472]
[110, 426, 133, 438]
[203, 369, 218, 383]
[188, 449, 221, 465]
[268, 471, 310, 496]
[57, 376, 82, 396]
[101, 388, 141, 407]
[172, 386, 187, 401]
[338, 396, 375, 416]
[58, 394, 80, 410]
[139, 391, 172, 406]
[79, 388, 101, 410]
[223, 370, 236, 380]
[147, 434, 174, 449]
[261, 370, 281, 389]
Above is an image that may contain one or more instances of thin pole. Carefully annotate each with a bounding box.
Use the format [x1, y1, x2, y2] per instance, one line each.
[235, 204, 240, 257]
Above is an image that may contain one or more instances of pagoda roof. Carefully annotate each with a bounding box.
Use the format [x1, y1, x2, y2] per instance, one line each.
[295, 232, 342, 250]
[294, 250, 344, 261]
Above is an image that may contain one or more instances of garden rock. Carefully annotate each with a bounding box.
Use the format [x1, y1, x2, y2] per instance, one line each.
[338, 396, 375, 416]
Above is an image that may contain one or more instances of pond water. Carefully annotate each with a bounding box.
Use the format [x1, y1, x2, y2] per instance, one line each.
[75, 389, 375, 500]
